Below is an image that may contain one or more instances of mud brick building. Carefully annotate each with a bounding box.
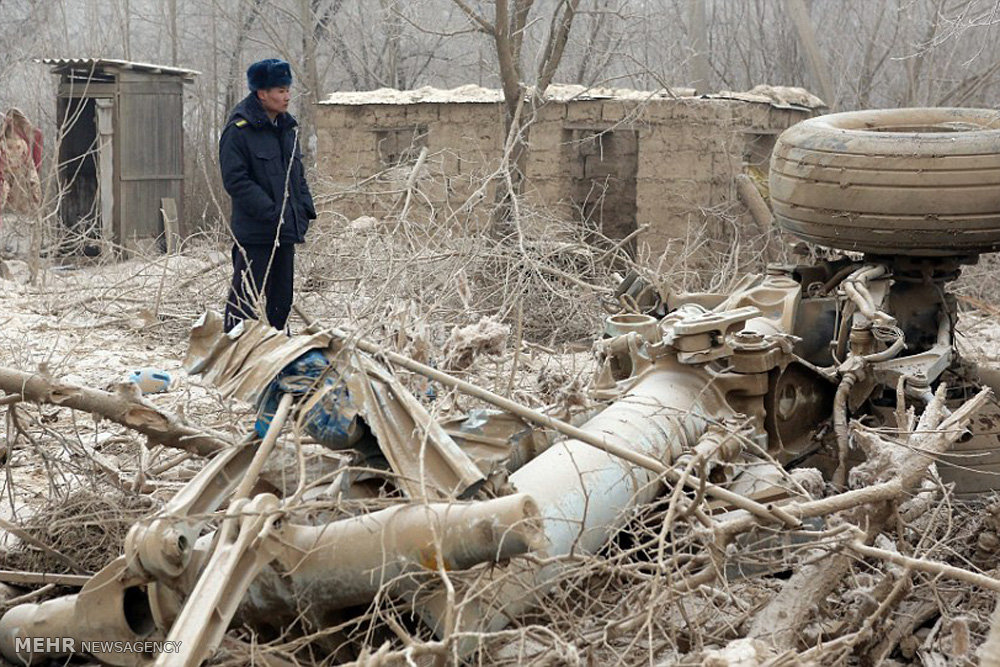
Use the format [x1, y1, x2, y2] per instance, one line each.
[314, 84, 823, 261]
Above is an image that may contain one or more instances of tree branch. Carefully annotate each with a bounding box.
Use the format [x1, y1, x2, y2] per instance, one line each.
[451, 0, 494, 34]
[0, 365, 233, 457]
[848, 538, 1000, 593]
[510, 0, 536, 72]
[746, 386, 990, 650]
[537, 0, 581, 92]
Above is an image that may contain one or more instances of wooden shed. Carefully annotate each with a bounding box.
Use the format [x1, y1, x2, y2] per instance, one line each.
[41, 58, 197, 255]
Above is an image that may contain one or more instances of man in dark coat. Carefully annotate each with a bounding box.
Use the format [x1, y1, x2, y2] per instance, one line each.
[220, 58, 316, 332]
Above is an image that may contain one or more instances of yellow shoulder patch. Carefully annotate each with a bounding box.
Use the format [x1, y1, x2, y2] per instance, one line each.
[235, 119, 248, 128]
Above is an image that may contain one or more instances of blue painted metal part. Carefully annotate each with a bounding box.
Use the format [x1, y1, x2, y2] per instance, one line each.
[255, 350, 360, 447]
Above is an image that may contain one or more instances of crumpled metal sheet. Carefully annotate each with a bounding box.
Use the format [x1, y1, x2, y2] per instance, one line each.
[184, 312, 485, 499]
[344, 351, 484, 498]
[185, 311, 333, 403]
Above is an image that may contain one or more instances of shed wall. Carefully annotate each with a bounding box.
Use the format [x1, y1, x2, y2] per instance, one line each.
[116, 77, 184, 248]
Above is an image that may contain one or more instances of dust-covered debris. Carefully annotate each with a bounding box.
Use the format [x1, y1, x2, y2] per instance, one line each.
[714, 84, 827, 109]
[10, 91, 1000, 667]
[348, 215, 378, 230]
[441, 315, 510, 370]
[534, 365, 589, 413]
[6, 238, 1000, 666]
[701, 638, 782, 667]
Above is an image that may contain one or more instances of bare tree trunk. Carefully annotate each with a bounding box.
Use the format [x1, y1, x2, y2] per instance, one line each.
[381, 0, 402, 88]
[902, 0, 946, 106]
[298, 0, 320, 166]
[452, 0, 580, 225]
[315, 0, 361, 90]
[536, 0, 580, 91]
[783, 0, 835, 107]
[856, 0, 891, 108]
[119, 0, 132, 60]
[493, 0, 525, 131]
[489, 0, 535, 225]
[169, 0, 178, 67]
[222, 0, 266, 114]
[211, 5, 220, 129]
[688, 0, 711, 93]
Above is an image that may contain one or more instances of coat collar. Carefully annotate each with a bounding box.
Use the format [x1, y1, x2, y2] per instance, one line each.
[232, 92, 298, 130]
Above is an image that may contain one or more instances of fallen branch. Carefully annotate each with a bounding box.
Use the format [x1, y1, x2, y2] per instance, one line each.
[735, 173, 773, 232]
[847, 538, 1000, 593]
[175, 254, 229, 291]
[746, 385, 990, 650]
[1, 584, 55, 608]
[398, 146, 429, 222]
[866, 598, 941, 663]
[147, 450, 194, 476]
[0, 364, 232, 456]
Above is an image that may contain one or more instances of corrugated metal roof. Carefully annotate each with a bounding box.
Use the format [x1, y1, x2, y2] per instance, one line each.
[39, 58, 199, 80]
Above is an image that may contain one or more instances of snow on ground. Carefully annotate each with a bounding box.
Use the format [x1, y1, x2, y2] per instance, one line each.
[0, 251, 243, 528]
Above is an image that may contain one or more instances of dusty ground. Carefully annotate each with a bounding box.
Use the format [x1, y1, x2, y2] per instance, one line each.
[0, 252, 227, 523]
[3, 233, 1000, 665]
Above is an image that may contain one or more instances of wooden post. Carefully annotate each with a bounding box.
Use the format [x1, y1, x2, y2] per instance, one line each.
[160, 197, 178, 253]
[96, 99, 115, 247]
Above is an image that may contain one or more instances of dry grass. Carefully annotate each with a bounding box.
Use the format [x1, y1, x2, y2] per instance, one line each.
[3, 488, 159, 574]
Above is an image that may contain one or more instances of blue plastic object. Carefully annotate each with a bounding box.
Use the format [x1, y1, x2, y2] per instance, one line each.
[255, 350, 361, 447]
[128, 368, 172, 394]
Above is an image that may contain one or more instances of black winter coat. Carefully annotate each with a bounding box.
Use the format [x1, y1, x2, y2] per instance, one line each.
[219, 93, 317, 245]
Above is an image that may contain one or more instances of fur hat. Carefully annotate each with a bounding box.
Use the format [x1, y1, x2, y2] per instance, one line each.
[247, 59, 293, 92]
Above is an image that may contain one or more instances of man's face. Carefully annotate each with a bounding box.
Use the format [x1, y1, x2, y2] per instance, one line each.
[257, 86, 291, 117]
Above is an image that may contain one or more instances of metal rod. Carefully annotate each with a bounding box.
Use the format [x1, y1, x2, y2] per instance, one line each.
[0, 570, 90, 587]
[232, 393, 295, 502]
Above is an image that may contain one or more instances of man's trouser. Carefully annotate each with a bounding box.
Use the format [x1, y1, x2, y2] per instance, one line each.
[224, 242, 295, 332]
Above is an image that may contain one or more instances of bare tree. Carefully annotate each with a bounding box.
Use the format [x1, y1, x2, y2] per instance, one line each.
[9, 0, 1000, 240]
[220, 0, 267, 114]
[450, 0, 581, 210]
